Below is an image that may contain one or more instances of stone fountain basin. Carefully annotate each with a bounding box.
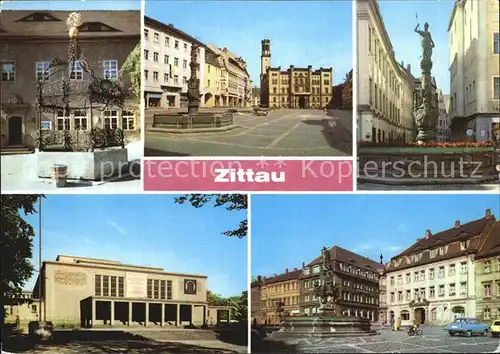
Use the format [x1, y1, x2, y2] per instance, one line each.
[358, 146, 497, 184]
[275, 316, 377, 338]
[151, 111, 237, 133]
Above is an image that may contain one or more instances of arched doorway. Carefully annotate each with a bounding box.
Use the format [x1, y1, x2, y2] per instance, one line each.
[452, 306, 465, 319]
[8, 117, 23, 145]
[204, 93, 213, 107]
[298, 96, 306, 109]
[414, 308, 426, 324]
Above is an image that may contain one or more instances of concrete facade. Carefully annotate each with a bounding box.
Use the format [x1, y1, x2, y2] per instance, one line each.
[33, 255, 209, 327]
[260, 39, 333, 109]
[4, 291, 40, 326]
[0, 10, 140, 149]
[356, 0, 415, 143]
[448, 0, 500, 141]
[143, 17, 206, 109]
[384, 210, 498, 326]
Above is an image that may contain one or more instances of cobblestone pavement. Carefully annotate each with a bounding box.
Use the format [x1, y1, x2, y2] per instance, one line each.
[357, 182, 500, 191]
[145, 109, 353, 156]
[0, 142, 142, 192]
[266, 327, 500, 353]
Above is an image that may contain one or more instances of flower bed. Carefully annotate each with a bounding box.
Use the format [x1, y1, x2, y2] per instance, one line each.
[359, 141, 495, 148]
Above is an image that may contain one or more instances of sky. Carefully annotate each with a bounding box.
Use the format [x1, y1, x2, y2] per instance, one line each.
[378, 0, 455, 93]
[146, 1, 353, 86]
[23, 195, 247, 297]
[0, 0, 140, 11]
[251, 194, 500, 277]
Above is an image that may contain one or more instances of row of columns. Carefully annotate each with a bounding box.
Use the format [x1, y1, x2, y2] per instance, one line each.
[90, 299, 205, 327]
[342, 308, 376, 321]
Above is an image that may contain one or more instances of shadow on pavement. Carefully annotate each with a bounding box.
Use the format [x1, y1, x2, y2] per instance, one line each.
[214, 323, 248, 347]
[144, 148, 191, 157]
[301, 118, 352, 154]
[3, 330, 239, 353]
[251, 337, 299, 353]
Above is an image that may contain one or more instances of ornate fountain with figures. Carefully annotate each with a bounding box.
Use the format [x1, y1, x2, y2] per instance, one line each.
[33, 12, 129, 182]
[273, 247, 376, 339]
[150, 43, 236, 132]
[357, 18, 498, 186]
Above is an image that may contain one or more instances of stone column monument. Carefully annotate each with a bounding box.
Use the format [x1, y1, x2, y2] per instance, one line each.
[313, 246, 339, 316]
[187, 43, 201, 115]
[413, 20, 439, 143]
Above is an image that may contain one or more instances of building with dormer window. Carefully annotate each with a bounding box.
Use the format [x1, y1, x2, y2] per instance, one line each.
[384, 209, 498, 325]
[0, 10, 140, 151]
[300, 246, 382, 321]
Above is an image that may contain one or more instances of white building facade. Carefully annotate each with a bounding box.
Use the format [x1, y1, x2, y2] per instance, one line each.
[386, 253, 476, 326]
[144, 17, 205, 109]
[356, 0, 415, 143]
[448, 0, 500, 141]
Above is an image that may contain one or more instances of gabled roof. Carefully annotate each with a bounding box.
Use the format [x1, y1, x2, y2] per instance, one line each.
[144, 16, 206, 48]
[476, 221, 500, 260]
[262, 269, 301, 285]
[307, 246, 382, 272]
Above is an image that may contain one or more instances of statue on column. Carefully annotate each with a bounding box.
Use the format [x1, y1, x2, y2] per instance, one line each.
[414, 22, 435, 63]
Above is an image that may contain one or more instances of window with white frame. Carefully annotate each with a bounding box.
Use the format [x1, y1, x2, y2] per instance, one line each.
[449, 264, 456, 276]
[484, 283, 492, 297]
[484, 308, 491, 320]
[1, 62, 15, 81]
[70, 61, 83, 80]
[103, 60, 118, 79]
[429, 286, 435, 298]
[494, 77, 500, 100]
[36, 61, 50, 81]
[154, 32, 159, 43]
[122, 110, 134, 130]
[449, 283, 456, 296]
[494, 33, 500, 54]
[56, 111, 70, 130]
[484, 261, 492, 273]
[460, 282, 467, 295]
[460, 262, 467, 274]
[104, 110, 118, 129]
[438, 285, 445, 296]
[73, 110, 87, 130]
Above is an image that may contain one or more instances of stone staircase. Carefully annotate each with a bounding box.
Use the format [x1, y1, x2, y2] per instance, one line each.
[1, 145, 33, 155]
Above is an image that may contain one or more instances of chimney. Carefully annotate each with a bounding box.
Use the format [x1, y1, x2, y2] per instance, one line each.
[485, 208, 492, 219]
[401, 61, 404, 67]
[302, 261, 305, 268]
[407, 64, 411, 73]
[455, 220, 461, 228]
[425, 229, 432, 239]
[168, 23, 173, 27]
[293, 267, 297, 271]
[416, 238, 422, 242]
[257, 275, 262, 282]
[285, 268, 289, 274]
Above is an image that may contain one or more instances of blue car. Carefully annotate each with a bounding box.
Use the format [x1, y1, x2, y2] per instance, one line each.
[445, 317, 490, 337]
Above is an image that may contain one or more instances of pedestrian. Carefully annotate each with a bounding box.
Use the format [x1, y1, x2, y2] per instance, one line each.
[390, 317, 395, 331]
[396, 317, 401, 331]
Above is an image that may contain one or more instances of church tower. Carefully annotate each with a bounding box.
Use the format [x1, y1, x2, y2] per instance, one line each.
[260, 39, 271, 106]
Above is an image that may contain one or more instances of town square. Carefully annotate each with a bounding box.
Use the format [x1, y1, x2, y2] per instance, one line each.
[143, 1, 353, 157]
[251, 194, 500, 353]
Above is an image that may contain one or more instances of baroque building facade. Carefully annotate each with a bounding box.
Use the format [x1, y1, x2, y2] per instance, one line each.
[356, 0, 415, 143]
[384, 210, 497, 326]
[448, 0, 500, 141]
[300, 246, 381, 321]
[0, 10, 140, 149]
[260, 39, 333, 109]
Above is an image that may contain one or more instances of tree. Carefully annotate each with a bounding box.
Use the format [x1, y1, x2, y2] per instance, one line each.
[174, 194, 247, 238]
[228, 291, 248, 323]
[120, 42, 141, 103]
[1, 195, 43, 308]
[207, 290, 229, 306]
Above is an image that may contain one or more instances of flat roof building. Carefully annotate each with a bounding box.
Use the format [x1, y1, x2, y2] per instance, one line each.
[34, 255, 210, 328]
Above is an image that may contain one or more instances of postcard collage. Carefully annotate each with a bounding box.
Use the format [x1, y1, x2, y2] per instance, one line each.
[1, 0, 499, 353]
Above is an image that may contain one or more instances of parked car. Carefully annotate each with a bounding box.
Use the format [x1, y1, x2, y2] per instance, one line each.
[445, 317, 489, 337]
[491, 320, 500, 338]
